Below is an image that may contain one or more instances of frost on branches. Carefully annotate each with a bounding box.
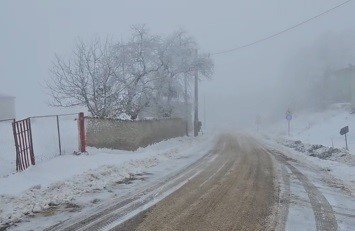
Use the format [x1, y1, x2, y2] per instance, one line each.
[47, 25, 214, 120]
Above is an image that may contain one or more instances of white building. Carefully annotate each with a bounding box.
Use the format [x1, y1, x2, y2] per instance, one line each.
[0, 94, 15, 120]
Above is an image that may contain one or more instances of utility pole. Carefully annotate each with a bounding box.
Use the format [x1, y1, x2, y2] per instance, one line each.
[194, 50, 199, 137]
[184, 76, 189, 136]
[203, 95, 206, 134]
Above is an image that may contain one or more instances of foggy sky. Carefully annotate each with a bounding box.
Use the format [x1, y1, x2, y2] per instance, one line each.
[1, 0, 354, 130]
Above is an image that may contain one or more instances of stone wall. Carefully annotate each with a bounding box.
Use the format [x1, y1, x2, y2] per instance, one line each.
[86, 117, 186, 151]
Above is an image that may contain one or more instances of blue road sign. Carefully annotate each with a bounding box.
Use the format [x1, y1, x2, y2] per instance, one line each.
[286, 114, 292, 121]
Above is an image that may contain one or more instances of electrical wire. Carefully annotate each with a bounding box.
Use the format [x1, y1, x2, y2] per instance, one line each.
[211, 0, 352, 55]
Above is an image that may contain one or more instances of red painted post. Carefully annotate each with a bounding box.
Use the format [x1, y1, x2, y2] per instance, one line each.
[78, 112, 86, 152]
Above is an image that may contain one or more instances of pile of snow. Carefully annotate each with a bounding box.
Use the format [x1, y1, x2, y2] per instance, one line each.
[277, 139, 353, 164]
[263, 138, 355, 193]
[264, 103, 355, 193]
[0, 135, 215, 229]
[268, 103, 355, 156]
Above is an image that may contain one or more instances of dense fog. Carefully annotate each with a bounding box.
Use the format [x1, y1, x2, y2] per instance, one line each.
[1, 0, 354, 131]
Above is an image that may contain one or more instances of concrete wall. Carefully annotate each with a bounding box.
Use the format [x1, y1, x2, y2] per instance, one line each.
[139, 101, 193, 132]
[86, 118, 186, 151]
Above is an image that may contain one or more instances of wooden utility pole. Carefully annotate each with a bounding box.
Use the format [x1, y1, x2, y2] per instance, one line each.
[203, 95, 206, 134]
[184, 76, 189, 136]
[194, 64, 199, 137]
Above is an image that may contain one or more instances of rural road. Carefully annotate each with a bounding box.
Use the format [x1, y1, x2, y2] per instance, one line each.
[118, 135, 276, 231]
[47, 134, 339, 231]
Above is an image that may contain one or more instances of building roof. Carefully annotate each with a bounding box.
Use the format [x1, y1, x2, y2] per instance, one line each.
[0, 93, 15, 99]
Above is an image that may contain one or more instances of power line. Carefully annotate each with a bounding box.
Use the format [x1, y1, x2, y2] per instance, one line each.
[211, 0, 352, 55]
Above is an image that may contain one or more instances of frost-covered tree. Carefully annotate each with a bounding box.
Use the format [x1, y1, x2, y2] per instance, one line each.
[152, 30, 214, 118]
[117, 25, 162, 120]
[47, 25, 214, 120]
[47, 38, 122, 118]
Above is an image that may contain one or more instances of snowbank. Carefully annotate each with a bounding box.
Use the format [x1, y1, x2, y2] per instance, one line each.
[277, 139, 353, 164]
[263, 138, 355, 194]
[268, 104, 355, 156]
[0, 135, 215, 228]
[264, 104, 355, 194]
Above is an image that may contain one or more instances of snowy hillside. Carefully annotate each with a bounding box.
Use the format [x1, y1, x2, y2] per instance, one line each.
[269, 104, 355, 155]
[265, 104, 355, 194]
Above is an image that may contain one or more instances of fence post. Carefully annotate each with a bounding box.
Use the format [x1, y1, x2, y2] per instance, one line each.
[78, 112, 86, 152]
[56, 115, 62, 155]
[12, 120, 20, 171]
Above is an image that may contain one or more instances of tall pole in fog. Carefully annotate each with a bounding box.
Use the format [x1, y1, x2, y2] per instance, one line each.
[184, 76, 189, 136]
[194, 51, 199, 137]
[203, 95, 206, 134]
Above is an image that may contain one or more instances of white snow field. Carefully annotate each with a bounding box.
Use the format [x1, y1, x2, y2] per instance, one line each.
[0, 114, 79, 178]
[265, 104, 354, 191]
[269, 103, 355, 155]
[263, 104, 355, 231]
[0, 135, 216, 230]
[264, 139, 355, 231]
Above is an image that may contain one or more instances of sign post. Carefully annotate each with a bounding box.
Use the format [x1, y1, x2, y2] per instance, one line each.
[286, 110, 293, 136]
[339, 126, 349, 150]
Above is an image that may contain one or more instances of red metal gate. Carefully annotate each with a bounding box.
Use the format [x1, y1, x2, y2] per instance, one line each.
[12, 118, 35, 171]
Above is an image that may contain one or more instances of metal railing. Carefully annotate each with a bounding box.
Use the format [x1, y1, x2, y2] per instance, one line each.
[0, 113, 82, 175]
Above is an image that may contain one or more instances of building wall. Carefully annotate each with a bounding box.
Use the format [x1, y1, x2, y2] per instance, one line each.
[0, 97, 15, 120]
[86, 118, 186, 151]
[351, 72, 355, 112]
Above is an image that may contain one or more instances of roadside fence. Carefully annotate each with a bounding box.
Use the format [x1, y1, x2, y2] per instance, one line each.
[0, 113, 85, 176]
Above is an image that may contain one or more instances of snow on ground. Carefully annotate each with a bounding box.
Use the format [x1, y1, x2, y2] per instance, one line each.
[263, 104, 355, 191]
[0, 114, 79, 178]
[263, 104, 354, 230]
[265, 137, 354, 193]
[268, 103, 355, 155]
[264, 139, 355, 231]
[0, 135, 216, 229]
[277, 139, 352, 164]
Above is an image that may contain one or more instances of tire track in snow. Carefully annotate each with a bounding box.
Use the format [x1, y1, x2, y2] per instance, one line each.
[44, 140, 223, 231]
[274, 152, 339, 231]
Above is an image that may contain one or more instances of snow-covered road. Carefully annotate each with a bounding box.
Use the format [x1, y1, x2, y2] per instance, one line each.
[264, 139, 355, 231]
[1, 133, 354, 231]
[0, 135, 216, 230]
[49, 135, 355, 231]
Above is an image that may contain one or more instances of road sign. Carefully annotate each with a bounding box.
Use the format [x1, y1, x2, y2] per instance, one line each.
[339, 126, 349, 150]
[286, 114, 292, 121]
[285, 110, 292, 136]
[340, 126, 349, 135]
